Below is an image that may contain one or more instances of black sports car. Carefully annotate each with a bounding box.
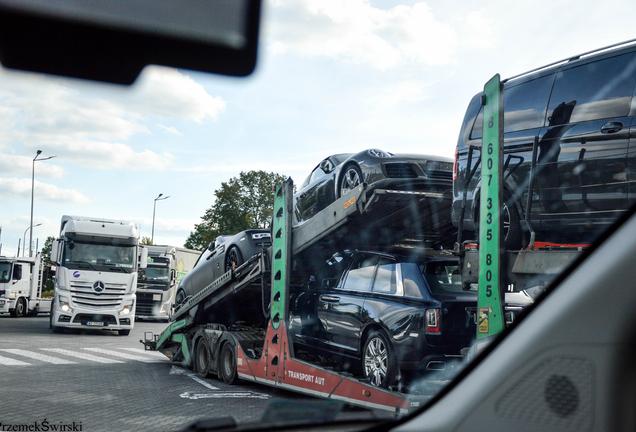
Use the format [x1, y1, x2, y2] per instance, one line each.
[294, 149, 453, 223]
[175, 229, 271, 305]
[289, 250, 532, 388]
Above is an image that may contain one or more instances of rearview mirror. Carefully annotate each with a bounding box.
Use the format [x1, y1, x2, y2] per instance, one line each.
[0, 0, 262, 84]
[139, 247, 148, 269]
[50, 240, 59, 263]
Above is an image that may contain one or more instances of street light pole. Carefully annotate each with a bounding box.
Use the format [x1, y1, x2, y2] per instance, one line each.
[151, 193, 170, 245]
[24, 223, 42, 257]
[30, 150, 56, 257]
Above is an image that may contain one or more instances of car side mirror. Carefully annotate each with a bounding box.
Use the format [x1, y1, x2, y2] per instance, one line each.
[319, 160, 333, 174]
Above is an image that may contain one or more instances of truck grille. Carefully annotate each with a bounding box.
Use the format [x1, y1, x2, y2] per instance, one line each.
[383, 163, 418, 178]
[136, 293, 159, 315]
[69, 282, 126, 308]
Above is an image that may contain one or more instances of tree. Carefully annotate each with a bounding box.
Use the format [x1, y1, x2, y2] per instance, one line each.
[40, 236, 56, 264]
[185, 171, 289, 250]
[139, 236, 152, 245]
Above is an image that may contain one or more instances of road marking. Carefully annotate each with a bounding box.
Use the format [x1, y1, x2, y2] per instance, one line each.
[0, 354, 31, 366]
[119, 347, 168, 358]
[41, 348, 125, 364]
[170, 365, 220, 390]
[179, 391, 270, 400]
[82, 348, 163, 363]
[0, 349, 75, 365]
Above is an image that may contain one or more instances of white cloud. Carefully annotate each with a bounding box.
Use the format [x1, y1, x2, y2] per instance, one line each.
[18, 139, 172, 171]
[157, 123, 184, 135]
[0, 178, 91, 204]
[267, 0, 459, 69]
[0, 154, 66, 178]
[127, 67, 226, 123]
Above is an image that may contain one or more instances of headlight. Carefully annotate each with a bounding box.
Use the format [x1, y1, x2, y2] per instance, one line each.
[367, 149, 392, 158]
[59, 296, 71, 312]
[121, 305, 131, 315]
[252, 233, 271, 240]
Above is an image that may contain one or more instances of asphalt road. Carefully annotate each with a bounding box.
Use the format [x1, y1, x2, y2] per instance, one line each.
[0, 314, 327, 432]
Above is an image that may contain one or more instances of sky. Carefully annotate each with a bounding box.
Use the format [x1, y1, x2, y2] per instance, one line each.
[1, 0, 635, 256]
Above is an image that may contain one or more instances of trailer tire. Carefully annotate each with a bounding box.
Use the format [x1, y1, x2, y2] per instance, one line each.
[119, 330, 131, 336]
[220, 343, 239, 385]
[11, 298, 26, 318]
[195, 338, 212, 377]
[362, 330, 397, 389]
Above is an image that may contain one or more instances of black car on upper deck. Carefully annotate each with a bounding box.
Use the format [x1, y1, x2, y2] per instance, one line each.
[452, 43, 636, 249]
[294, 149, 453, 224]
[289, 250, 531, 388]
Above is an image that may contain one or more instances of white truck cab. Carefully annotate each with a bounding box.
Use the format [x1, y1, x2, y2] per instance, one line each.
[0, 253, 52, 317]
[49, 215, 147, 335]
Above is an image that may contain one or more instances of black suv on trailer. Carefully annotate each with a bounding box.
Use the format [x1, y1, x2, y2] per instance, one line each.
[452, 42, 636, 248]
[289, 250, 530, 388]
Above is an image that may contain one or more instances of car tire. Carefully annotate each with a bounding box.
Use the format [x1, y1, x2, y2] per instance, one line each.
[503, 199, 522, 250]
[362, 330, 398, 389]
[220, 342, 239, 385]
[11, 297, 25, 318]
[195, 338, 212, 378]
[119, 330, 131, 336]
[175, 289, 187, 307]
[338, 164, 362, 198]
[224, 247, 243, 273]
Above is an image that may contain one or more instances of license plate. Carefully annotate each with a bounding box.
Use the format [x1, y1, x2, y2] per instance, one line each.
[153, 294, 161, 301]
[85, 321, 105, 327]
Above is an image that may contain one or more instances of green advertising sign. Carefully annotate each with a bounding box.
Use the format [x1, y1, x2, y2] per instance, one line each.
[477, 74, 505, 339]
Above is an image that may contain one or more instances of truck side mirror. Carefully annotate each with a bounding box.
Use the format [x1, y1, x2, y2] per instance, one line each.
[50, 240, 60, 262]
[139, 247, 148, 269]
[171, 269, 177, 284]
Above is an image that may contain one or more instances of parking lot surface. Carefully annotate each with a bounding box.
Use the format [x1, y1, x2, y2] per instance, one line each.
[0, 315, 314, 432]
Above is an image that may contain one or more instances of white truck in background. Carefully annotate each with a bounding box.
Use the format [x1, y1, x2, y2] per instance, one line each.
[49, 215, 147, 335]
[0, 253, 52, 317]
[136, 245, 200, 320]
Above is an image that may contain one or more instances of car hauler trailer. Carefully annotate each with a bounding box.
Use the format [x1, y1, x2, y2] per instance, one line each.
[136, 245, 200, 320]
[49, 215, 147, 335]
[142, 182, 449, 415]
[0, 253, 52, 317]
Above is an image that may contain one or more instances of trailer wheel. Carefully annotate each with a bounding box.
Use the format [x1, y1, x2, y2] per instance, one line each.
[362, 330, 397, 389]
[195, 339, 211, 377]
[118, 330, 131, 336]
[11, 298, 26, 318]
[220, 343, 239, 385]
[338, 164, 362, 198]
[224, 247, 243, 273]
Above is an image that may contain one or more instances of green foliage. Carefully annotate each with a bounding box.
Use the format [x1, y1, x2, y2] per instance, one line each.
[185, 171, 289, 250]
[139, 236, 152, 245]
[40, 236, 56, 264]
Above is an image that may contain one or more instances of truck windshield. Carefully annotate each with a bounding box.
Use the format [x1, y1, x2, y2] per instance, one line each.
[63, 241, 136, 273]
[0, 262, 11, 283]
[140, 266, 170, 283]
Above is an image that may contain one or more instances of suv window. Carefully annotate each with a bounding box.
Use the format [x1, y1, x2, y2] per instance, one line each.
[341, 254, 378, 292]
[372, 257, 397, 294]
[470, 74, 554, 139]
[420, 261, 466, 294]
[546, 52, 636, 125]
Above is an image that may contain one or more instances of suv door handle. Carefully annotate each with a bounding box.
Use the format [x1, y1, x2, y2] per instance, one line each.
[601, 122, 623, 134]
[320, 295, 340, 302]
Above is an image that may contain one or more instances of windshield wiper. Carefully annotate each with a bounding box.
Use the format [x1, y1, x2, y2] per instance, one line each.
[71, 261, 98, 271]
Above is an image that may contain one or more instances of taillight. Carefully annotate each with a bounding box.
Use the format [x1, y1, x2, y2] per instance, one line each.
[425, 309, 441, 334]
[452, 146, 458, 181]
